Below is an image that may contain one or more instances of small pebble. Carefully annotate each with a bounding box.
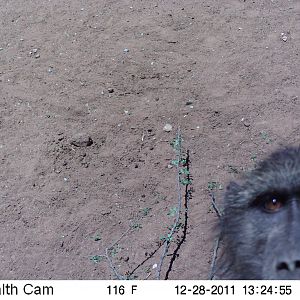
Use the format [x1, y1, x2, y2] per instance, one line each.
[281, 33, 288, 42]
[70, 133, 93, 147]
[163, 124, 172, 132]
[241, 117, 250, 127]
[123, 48, 129, 53]
[108, 88, 114, 93]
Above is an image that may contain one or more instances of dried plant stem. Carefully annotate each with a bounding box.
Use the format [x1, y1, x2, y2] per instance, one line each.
[208, 192, 223, 279]
[156, 128, 183, 280]
[99, 217, 142, 280]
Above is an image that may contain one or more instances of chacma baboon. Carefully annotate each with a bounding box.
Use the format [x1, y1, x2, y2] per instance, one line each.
[216, 147, 300, 279]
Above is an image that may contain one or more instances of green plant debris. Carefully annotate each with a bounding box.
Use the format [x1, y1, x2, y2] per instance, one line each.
[110, 245, 121, 257]
[260, 131, 273, 144]
[180, 178, 192, 185]
[208, 181, 223, 191]
[170, 137, 182, 151]
[91, 234, 102, 241]
[251, 153, 257, 162]
[179, 167, 190, 175]
[160, 233, 173, 243]
[167, 206, 177, 217]
[171, 159, 179, 166]
[90, 255, 104, 263]
[132, 223, 142, 230]
[141, 207, 151, 216]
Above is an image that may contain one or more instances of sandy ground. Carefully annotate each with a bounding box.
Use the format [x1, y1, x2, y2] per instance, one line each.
[0, 0, 299, 279]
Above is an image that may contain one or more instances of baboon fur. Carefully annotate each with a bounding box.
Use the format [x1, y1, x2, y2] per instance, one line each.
[216, 147, 300, 279]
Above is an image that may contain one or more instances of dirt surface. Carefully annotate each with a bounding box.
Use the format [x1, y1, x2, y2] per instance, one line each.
[0, 0, 299, 280]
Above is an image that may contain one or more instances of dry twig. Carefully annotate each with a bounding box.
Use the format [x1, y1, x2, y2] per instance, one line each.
[156, 128, 185, 279]
[208, 192, 223, 279]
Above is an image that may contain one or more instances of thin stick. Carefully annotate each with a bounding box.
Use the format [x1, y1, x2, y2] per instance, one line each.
[210, 192, 222, 218]
[99, 216, 142, 280]
[105, 247, 126, 280]
[209, 236, 220, 280]
[156, 127, 183, 279]
[208, 193, 222, 279]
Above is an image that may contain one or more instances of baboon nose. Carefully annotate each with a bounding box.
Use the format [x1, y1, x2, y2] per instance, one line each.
[276, 260, 300, 273]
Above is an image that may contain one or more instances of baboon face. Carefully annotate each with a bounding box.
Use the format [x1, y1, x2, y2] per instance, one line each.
[219, 147, 300, 279]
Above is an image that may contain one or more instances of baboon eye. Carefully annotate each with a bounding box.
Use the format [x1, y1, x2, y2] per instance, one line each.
[263, 197, 283, 212]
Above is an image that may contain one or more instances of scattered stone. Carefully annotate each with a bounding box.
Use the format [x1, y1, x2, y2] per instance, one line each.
[186, 100, 193, 105]
[163, 124, 172, 132]
[291, 96, 298, 102]
[70, 133, 93, 147]
[101, 210, 111, 216]
[35, 54, 40, 58]
[281, 32, 288, 42]
[123, 48, 129, 53]
[241, 117, 250, 127]
[108, 88, 114, 93]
